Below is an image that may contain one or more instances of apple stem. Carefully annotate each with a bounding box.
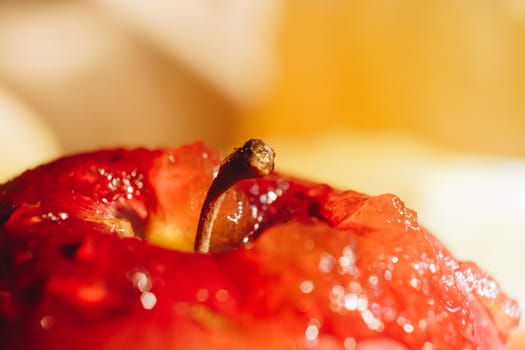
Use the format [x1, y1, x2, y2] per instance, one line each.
[194, 139, 275, 253]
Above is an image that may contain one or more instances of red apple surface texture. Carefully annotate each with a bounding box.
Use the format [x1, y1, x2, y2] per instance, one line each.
[0, 141, 520, 349]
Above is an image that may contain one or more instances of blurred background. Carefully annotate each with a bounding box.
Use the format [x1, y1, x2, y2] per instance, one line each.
[0, 0, 524, 340]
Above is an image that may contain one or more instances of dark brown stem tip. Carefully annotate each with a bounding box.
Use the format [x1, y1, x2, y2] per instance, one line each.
[240, 139, 275, 177]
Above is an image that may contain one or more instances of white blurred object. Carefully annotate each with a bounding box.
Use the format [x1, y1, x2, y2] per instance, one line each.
[0, 2, 237, 152]
[0, 3, 117, 85]
[418, 159, 525, 315]
[93, 0, 280, 103]
[0, 87, 61, 182]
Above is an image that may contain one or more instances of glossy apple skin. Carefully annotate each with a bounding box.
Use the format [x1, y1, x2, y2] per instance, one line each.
[0, 142, 520, 349]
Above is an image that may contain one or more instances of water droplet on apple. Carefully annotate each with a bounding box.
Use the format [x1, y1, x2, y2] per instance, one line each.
[215, 289, 229, 303]
[418, 319, 428, 330]
[475, 277, 498, 299]
[40, 314, 55, 330]
[503, 299, 521, 319]
[41, 211, 69, 223]
[329, 284, 345, 311]
[403, 323, 414, 333]
[196, 288, 209, 302]
[338, 246, 357, 275]
[226, 200, 243, 224]
[409, 278, 421, 289]
[140, 291, 157, 310]
[305, 319, 320, 342]
[299, 280, 314, 294]
[305, 324, 319, 342]
[343, 337, 357, 350]
[344, 293, 358, 311]
[319, 252, 336, 273]
[382, 305, 397, 322]
[367, 275, 378, 288]
[249, 184, 259, 195]
[131, 271, 152, 293]
[361, 309, 383, 331]
[357, 295, 368, 312]
[422, 341, 435, 350]
[443, 300, 461, 313]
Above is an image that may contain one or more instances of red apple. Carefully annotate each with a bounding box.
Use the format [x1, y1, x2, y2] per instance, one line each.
[0, 140, 520, 349]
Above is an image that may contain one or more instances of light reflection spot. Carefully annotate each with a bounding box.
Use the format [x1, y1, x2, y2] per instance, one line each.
[216, 289, 229, 303]
[403, 323, 414, 333]
[361, 309, 374, 324]
[504, 299, 521, 319]
[332, 284, 344, 296]
[300, 280, 314, 294]
[418, 319, 428, 330]
[305, 324, 319, 341]
[343, 337, 357, 350]
[476, 278, 498, 299]
[357, 295, 368, 311]
[368, 275, 378, 287]
[132, 271, 152, 292]
[196, 288, 209, 302]
[338, 246, 356, 273]
[226, 200, 243, 224]
[410, 278, 420, 289]
[344, 293, 358, 310]
[319, 253, 336, 273]
[140, 291, 157, 310]
[422, 342, 434, 350]
[250, 205, 258, 219]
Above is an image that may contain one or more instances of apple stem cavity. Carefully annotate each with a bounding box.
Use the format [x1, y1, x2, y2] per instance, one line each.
[194, 139, 275, 254]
